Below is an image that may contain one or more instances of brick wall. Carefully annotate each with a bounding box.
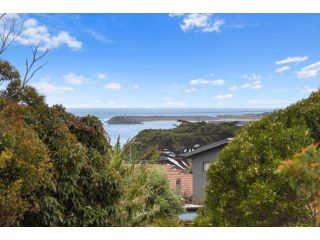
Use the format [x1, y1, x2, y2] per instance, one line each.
[157, 164, 193, 198]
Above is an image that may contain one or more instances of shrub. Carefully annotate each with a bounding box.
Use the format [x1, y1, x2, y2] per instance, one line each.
[108, 140, 184, 226]
[196, 91, 320, 226]
[277, 143, 320, 226]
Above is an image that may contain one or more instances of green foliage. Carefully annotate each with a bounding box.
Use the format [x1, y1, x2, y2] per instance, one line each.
[0, 60, 20, 83]
[68, 114, 111, 154]
[131, 121, 238, 160]
[18, 101, 120, 226]
[0, 73, 121, 226]
[108, 139, 184, 226]
[277, 143, 320, 226]
[0, 102, 53, 226]
[0, 48, 183, 226]
[196, 91, 320, 226]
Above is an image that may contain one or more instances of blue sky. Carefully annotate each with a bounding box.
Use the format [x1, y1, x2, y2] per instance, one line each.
[2, 13, 320, 108]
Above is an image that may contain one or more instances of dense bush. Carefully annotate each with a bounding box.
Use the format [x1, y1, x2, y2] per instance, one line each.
[0, 96, 123, 226]
[20, 103, 123, 226]
[0, 59, 122, 226]
[195, 91, 320, 226]
[0, 101, 53, 226]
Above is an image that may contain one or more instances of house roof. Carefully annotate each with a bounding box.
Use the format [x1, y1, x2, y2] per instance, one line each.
[180, 138, 232, 158]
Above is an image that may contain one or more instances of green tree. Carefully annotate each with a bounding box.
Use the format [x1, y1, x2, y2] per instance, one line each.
[195, 91, 320, 226]
[277, 143, 320, 226]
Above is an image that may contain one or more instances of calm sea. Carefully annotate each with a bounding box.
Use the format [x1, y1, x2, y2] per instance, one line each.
[68, 108, 274, 145]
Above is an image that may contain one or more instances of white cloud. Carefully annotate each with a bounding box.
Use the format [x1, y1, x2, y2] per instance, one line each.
[297, 61, 320, 78]
[105, 82, 121, 90]
[63, 73, 87, 85]
[241, 83, 251, 88]
[276, 66, 290, 73]
[134, 84, 139, 89]
[33, 81, 73, 94]
[229, 86, 238, 91]
[16, 18, 82, 51]
[169, 13, 185, 17]
[190, 78, 225, 86]
[241, 80, 262, 90]
[214, 94, 233, 100]
[85, 29, 113, 44]
[202, 19, 224, 33]
[184, 88, 197, 93]
[241, 73, 261, 81]
[240, 74, 263, 90]
[0, 13, 20, 21]
[95, 73, 107, 80]
[276, 56, 308, 65]
[302, 86, 318, 93]
[170, 13, 224, 33]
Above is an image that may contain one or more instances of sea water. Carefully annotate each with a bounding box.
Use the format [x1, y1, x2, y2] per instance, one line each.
[68, 108, 273, 145]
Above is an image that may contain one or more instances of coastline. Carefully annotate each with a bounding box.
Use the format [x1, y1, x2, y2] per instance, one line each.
[106, 113, 267, 124]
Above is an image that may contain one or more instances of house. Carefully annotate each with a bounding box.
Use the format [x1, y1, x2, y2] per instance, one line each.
[157, 164, 192, 200]
[156, 150, 192, 199]
[181, 138, 232, 204]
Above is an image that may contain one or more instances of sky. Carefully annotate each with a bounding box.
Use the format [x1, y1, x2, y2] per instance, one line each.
[1, 13, 320, 108]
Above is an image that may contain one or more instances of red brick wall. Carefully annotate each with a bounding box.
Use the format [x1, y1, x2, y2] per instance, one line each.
[158, 164, 193, 198]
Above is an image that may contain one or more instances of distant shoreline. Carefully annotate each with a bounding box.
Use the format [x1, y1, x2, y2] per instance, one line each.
[106, 113, 268, 124]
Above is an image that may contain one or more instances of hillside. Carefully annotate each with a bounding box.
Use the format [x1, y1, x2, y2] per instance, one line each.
[130, 121, 239, 160]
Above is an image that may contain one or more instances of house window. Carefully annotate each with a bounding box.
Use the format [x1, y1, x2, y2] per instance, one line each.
[176, 179, 181, 195]
[203, 162, 211, 172]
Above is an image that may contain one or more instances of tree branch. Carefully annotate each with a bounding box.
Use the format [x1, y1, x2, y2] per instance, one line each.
[9, 44, 50, 98]
[0, 13, 23, 56]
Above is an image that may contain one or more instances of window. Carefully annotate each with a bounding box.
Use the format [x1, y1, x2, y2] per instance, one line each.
[203, 162, 211, 172]
[176, 179, 181, 195]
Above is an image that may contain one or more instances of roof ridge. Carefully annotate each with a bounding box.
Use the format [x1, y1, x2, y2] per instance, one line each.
[180, 138, 231, 158]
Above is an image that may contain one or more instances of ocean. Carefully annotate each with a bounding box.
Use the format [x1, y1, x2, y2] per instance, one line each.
[68, 108, 274, 145]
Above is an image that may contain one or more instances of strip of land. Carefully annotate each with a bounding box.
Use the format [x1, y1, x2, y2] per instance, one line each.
[106, 113, 268, 124]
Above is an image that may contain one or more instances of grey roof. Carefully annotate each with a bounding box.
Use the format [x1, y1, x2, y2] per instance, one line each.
[180, 138, 232, 158]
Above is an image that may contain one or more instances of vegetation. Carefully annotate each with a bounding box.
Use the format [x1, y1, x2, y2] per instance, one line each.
[0, 14, 183, 226]
[0, 62, 184, 226]
[195, 91, 320, 226]
[108, 140, 183, 226]
[277, 143, 320, 226]
[131, 121, 238, 160]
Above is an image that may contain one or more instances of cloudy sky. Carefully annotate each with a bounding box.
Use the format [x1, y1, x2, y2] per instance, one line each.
[2, 13, 320, 108]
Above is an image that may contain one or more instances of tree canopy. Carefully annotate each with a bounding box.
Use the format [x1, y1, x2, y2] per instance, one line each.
[131, 121, 238, 161]
[195, 91, 320, 226]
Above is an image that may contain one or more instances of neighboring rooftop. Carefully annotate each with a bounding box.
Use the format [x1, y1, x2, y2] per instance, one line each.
[180, 138, 232, 158]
